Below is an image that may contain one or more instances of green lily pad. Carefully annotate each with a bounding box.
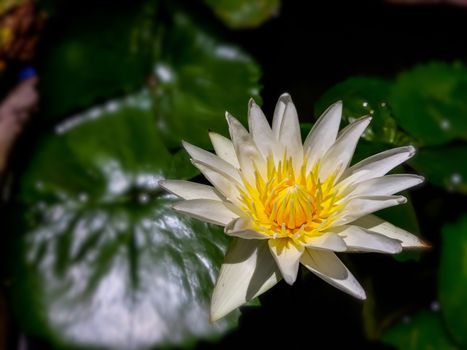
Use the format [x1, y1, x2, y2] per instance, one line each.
[409, 146, 467, 194]
[152, 13, 262, 149]
[203, 0, 280, 29]
[38, 2, 156, 119]
[382, 310, 457, 350]
[439, 214, 467, 348]
[389, 61, 467, 146]
[5, 91, 237, 349]
[315, 77, 412, 146]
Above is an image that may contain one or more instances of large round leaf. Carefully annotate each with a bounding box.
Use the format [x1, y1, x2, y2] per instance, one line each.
[315, 77, 412, 146]
[389, 62, 467, 146]
[439, 214, 467, 348]
[5, 91, 237, 349]
[152, 13, 262, 149]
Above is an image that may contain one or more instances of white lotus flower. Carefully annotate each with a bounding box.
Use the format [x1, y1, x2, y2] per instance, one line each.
[160, 94, 427, 322]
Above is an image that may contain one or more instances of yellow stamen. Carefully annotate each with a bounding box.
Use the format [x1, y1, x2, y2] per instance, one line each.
[238, 155, 343, 244]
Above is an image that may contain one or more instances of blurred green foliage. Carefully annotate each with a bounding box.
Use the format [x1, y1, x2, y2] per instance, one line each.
[390, 62, 467, 146]
[315, 77, 412, 146]
[439, 215, 467, 348]
[315, 65, 467, 196]
[382, 311, 456, 350]
[39, 2, 157, 119]
[204, 0, 280, 29]
[152, 13, 261, 149]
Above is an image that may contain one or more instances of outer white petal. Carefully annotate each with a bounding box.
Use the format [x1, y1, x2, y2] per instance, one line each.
[340, 195, 407, 224]
[183, 141, 242, 183]
[209, 132, 240, 168]
[211, 239, 281, 321]
[248, 99, 280, 158]
[330, 225, 402, 253]
[304, 101, 342, 163]
[319, 116, 372, 181]
[172, 199, 239, 226]
[342, 146, 416, 184]
[300, 249, 366, 299]
[347, 174, 424, 197]
[192, 160, 242, 204]
[305, 232, 347, 252]
[225, 217, 269, 240]
[226, 112, 266, 183]
[352, 214, 428, 249]
[276, 98, 303, 167]
[159, 180, 223, 201]
[268, 239, 304, 285]
[271, 93, 290, 139]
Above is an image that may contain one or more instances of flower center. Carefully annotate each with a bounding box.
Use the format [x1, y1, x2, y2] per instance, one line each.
[265, 183, 310, 229]
[239, 156, 342, 243]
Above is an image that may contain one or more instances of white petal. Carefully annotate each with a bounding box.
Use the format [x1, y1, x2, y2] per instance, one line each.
[300, 249, 366, 299]
[183, 141, 242, 183]
[268, 239, 304, 285]
[352, 214, 428, 249]
[348, 174, 424, 197]
[247, 99, 275, 155]
[172, 199, 239, 226]
[343, 146, 416, 184]
[330, 225, 402, 253]
[277, 98, 303, 166]
[272, 93, 290, 139]
[319, 116, 372, 181]
[210, 239, 281, 321]
[159, 180, 223, 200]
[192, 160, 242, 204]
[209, 132, 240, 168]
[304, 101, 342, 163]
[226, 112, 266, 183]
[340, 195, 407, 224]
[305, 232, 347, 252]
[225, 217, 269, 240]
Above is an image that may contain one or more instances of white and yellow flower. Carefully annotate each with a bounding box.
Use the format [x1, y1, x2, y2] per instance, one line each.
[160, 94, 426, 321]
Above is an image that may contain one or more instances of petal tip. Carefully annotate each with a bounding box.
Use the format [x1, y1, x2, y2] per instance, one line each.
[225, 111, 233, 121]
[397, 196, 408, 204]
[420, 239, 432, 249]
[283, 274, 296, 285]
[415, 175, 425, 185]
[278, 92, 292, 104]
[407, 145, 417, 157]
[353, 284, 367, 300]
[181, 140, 193, 153]
[248, 97, 258, 109]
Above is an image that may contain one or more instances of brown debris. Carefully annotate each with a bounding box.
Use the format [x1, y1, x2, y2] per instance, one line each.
[0, 76, 38, 174]
[0, 1, 45, 71]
